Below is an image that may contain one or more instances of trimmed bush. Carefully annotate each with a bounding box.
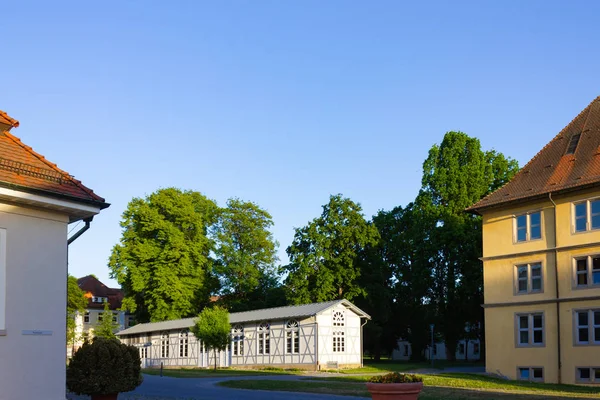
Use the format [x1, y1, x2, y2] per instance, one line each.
[368, 372, 423, 384]
[67, 337, 143, 396]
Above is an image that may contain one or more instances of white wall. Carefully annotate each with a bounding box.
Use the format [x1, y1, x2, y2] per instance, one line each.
[316, 304, 363, 368]
[392, 339, 481, 361]
[0, 204, 69, 400]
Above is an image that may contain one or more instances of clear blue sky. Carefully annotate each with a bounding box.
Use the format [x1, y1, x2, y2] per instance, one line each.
[3, 1, 600, 287]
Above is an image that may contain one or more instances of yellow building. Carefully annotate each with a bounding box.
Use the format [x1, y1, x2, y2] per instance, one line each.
[468, 97, 600, 385]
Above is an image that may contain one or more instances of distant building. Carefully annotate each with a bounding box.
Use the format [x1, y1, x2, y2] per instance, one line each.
[468, 96, 600, 384]
[392, 339, 481, 361]
[68, 275, 133, 356]
[117, 299, 370, 370]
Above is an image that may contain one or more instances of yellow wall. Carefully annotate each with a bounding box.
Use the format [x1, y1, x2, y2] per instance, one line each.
[481, 188, 600, 385]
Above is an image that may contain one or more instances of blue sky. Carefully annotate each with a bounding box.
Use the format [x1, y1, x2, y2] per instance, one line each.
[3, 1, 600, 286]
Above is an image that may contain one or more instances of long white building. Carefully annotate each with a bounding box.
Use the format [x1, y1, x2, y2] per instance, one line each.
[117, 299, 370, 370]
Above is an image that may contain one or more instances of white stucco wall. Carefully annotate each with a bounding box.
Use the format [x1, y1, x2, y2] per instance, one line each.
[316, 304, 362, 368]
[0, 204, 69, 400]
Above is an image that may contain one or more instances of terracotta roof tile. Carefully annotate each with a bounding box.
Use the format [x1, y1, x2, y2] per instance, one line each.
[0, 110, 19, 128]
[0, 110, 107, 207]
[78, 275, 123, 310]
[468, 96, 600, 213]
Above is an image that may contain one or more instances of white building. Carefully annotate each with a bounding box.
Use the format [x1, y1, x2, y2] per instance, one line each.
[392, 339, 481, 361]
[117, 299, 370, 370]
[0, 110, 108, 400]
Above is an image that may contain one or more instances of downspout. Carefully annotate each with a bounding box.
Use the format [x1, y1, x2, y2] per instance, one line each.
[549, 193, 562, 384]
[360, 318, 368, 368]
[68, 217, 93, 245]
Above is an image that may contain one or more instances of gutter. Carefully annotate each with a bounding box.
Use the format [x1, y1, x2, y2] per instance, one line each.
[549, 193, 562, 384]
[360, 318, 368, 368]
[68, 217, 93, 245]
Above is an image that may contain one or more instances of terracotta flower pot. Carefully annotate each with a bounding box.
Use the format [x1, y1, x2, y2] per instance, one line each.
[365, 382, 423, 400]
[91, 394, 119, 400]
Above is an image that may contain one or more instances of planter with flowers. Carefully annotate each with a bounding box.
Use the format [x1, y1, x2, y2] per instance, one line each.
[365, 372, 424, 400]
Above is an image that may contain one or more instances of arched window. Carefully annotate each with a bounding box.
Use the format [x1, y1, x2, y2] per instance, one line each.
[332, 310, 345, 353]
[258, 322, 270, 355]
[286, 320, 299, 354]
[179, 330, 189, 357]
[232, 324, 244, 356]
[161, 332, 169, 358]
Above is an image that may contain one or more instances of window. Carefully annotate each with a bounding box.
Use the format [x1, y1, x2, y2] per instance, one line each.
[473, 343, 480, 355]
[516, 263, 543, 294]
[458, 343, 465, 355]
[576, 367, 600, 383]
[161, 332, 169, 358]
[0, 229, 6, 335]
[403, 344, 409, 357]
[92, 296, 108, 303]
[84, 312, 90, 323]
[518, 367, 544, 382]
[515, 211, 542, 242]
[333, 331, 345, 352]
[232, 325, 244, 356]
[573, 199, 600, 232]
[112, 312, 118, 323]
[573, 255, 600, 288]
[97, 313, 103, 322]
[566, 133, 581, 155]
[286, 320, 299, 354]
[574, 310, 600, 345]
[333, 310, 345, 326]
[258, 322, 270, 355]
[179, 331, 189, 357]
[516, 313, 544, 347]
[140, 347, 148, 359]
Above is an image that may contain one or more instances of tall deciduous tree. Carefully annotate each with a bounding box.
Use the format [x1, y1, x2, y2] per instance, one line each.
[67, 275, 87, 351]
[93, 301, 119, 339]
[191, 306, 230, 370]
[284, 194, 379, 304]
[418, 131, 518, 360]
[109, 188, 218, 323]
[212, 198, 279, 310]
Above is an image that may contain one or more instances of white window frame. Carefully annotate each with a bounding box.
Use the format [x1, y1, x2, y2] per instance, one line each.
[83, 311, 90, 324]
[0, 229, 5, 336]
[161, 332, 169, 358]
[574, 309, 600, 346]
[232, 324, 244, 356]
[285, 320, 299, 354]
[515, 313, 545, 347]
[517, 366, 544, 382]
[576, 367, 600, 384]
[514, 262, 544, 295]
[514, 211, 542, 243]
[572, 255, 600, 289]
[333, 330, 345, 353]
[257, 322, 270, 355]
[179, 330, 189, 357]
[573, 198, 600, 233]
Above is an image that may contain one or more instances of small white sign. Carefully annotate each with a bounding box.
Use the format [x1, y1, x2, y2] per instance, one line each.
[22, 330, 53, 336]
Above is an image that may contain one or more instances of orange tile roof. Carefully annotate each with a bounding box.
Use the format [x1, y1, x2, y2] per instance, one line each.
[468, 96, 600, 213]
[0, 110, 107, 207]
[0, 110, 19, 128]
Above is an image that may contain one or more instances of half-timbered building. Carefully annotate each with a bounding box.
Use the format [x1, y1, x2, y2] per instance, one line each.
[116, 299, 370, 370]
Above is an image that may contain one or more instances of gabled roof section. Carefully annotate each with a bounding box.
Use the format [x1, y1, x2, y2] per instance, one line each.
[468, 96, 600, 213]
[116, 299, 370, 336]
[0, 110, 108, 208]
[78, 275, 124, 310]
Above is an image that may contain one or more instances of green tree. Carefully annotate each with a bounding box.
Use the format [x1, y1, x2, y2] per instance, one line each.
[418, 131, 518, 360]
[213, 198, 279, 310]
[67, 275, 88, 353]
[191, 306, 230, 370]
[284, 194, 380, 304]
[109, 188, 218, 322]
[94, 301, 119, 339]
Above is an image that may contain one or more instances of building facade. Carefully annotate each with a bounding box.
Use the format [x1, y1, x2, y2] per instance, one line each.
[392, 339, 481, 361]
[0, 110, 108, 400]
[468, 97, 600, 385]
[117, 299, 370, 370]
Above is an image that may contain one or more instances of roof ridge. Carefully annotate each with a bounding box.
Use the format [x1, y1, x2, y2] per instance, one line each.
[0, 110, 19, 127]
[468, 96, 600, 211]
[1, 129, 105, 203]
[228, 299, 341, 316]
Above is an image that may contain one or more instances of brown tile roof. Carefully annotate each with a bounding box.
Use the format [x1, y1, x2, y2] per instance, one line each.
[468, 96, 600, 213]
[78, 275, 124, 310]
[0, 110, 107, 207]
[0, 111, 19, 128]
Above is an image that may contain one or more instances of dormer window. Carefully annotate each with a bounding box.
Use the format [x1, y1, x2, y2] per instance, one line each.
[91, 296, 108, 303]
[566, 133, 581, 155]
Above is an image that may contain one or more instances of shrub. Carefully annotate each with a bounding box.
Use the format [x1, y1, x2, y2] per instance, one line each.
[368, 372, 423, 383]
[67, 337, 143, 395]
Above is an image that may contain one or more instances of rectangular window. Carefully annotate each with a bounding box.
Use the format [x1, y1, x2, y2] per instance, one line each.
[112, 313, 118, 323]
[333, 331, 345, 352]
[574, 309, 600, 345]
[515, 263, 543, 294]
[576, 367, 600, 383]
[573, 256, 600, 288]
[0, 229, 6, 336]
[84, 312, 90, 323]
[573, 199, 600, 233]
[403, 344, 409, 357]
[516, 313, 544, 347]
[286, 331, 299, 354]
[97, 313, 103, 322]
[515, 211, 542, 242]
[518, 367, 544, 382]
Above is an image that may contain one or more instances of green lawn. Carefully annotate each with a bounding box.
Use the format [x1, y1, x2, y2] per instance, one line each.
[327, 360, 481, 374]
[142, 367, 296, 378]
[219, 373, 600, 399]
